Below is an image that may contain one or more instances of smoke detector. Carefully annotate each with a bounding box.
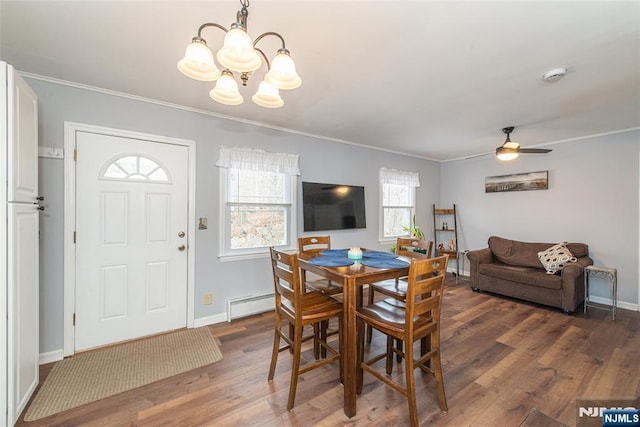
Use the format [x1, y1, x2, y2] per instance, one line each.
[543, 67, 567, 82]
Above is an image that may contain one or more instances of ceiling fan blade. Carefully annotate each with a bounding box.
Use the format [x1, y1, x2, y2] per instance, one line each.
[520, 148, 552, 154]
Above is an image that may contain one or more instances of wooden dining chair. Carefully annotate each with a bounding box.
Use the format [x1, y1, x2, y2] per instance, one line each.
[356, 255, 449, 427]
[267, 247, 343, 410]
[366, 238, 434, 343]
[298, 236, 343, 296]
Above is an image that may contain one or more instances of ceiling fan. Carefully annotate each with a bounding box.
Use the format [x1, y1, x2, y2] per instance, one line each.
[496, 126, 552, 161]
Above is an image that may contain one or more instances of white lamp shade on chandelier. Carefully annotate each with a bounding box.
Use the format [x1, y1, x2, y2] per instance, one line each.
[209, 71, 244, 105]
[216, 28, 262, 73]
[252, 80, 284, 108]
[177, 39, 221, 81]
[176, 0, 301, 108]
[265, 50, 302, 90]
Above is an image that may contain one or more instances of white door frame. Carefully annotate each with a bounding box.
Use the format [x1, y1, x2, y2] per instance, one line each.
[63, 122, 196, 356]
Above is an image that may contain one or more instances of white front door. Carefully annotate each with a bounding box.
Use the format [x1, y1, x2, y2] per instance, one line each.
[74, 131, 189, 351]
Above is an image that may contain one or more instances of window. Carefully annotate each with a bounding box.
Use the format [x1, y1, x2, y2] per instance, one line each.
[217, 146, 299, 259]
[100, 154, 170, 183]
[380, 168, 420, 240]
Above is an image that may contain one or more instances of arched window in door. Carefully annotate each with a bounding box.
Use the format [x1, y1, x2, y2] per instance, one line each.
[100, 154, 171, 183]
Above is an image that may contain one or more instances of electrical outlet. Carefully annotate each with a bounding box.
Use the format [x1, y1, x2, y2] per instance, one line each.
[203, 292, 213, 305]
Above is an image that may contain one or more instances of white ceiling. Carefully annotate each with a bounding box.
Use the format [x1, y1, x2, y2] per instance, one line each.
[1, 1, 639, 161]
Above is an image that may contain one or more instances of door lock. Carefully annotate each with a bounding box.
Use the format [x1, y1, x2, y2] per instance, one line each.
[178, 231, 185, 238]
[178, 244, 186, 251]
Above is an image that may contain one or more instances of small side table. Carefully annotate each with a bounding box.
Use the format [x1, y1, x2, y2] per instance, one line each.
[584, 265, 617, 320]
[457, 250, 469, 283]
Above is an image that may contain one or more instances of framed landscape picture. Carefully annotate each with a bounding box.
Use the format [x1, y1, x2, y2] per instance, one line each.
[485, 170, 548, 193]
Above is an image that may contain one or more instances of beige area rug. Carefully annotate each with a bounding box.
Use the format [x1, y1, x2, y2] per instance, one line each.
[24, 327, 223, 421]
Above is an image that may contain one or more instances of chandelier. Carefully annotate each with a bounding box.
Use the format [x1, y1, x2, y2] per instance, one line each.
[177, 0, 301, 108]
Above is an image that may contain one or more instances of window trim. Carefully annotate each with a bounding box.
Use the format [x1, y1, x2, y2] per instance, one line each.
[379, 182, 417, 243]
[218, 168, 297, 261]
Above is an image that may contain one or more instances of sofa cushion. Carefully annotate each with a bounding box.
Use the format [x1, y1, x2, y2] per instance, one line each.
[479, 263, 562, 290]
[487, 236, 588, 270]
[488, 236, 548, 269]
[564, 243, 589, 258]
[537, 242, 577, 275]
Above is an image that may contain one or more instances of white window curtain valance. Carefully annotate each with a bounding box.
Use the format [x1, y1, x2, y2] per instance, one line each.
[379, 167, 420, 187]
[216, 146, 300, 176]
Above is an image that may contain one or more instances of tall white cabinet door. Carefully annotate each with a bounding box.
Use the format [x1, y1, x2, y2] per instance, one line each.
[4, 64, 39, 427]
[7, 64, 38, 203]
[75, 132, 189, 351]
[7, 203, 40, 426]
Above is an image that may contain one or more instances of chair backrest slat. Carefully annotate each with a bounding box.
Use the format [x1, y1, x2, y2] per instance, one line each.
[270, 248, 303, 313]
[404, 255, 448, 322]
[396, 238, 434, 259]
[298, 236, 331, 255]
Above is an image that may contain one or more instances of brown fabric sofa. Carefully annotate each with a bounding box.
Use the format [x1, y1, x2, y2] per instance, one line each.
[467, 236, 593, 313]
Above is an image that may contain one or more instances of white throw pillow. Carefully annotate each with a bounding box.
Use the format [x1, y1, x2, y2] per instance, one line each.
[537, 242, 577, 275]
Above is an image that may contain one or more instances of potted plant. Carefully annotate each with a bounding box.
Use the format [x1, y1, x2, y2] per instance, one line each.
[390, 215, 425, 253]
[402, 215, 424, 240]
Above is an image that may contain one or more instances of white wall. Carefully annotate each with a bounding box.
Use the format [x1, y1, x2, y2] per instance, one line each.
[30, 75, 640, 355]
[441, 130, 639, 307]
[30, 77, 440, 354]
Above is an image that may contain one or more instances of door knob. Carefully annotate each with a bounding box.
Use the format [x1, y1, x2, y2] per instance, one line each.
[36, 196, 44, 201]
[37, 205, 45, 211]
[178, 244, 186, 251]
[178, 231, 185, 238]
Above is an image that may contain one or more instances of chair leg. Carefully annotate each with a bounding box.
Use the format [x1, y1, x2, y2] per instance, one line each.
[288, 323, 295, 354]
[338, 316, 344, 385]
[313, 323, 320, 360]
[268, 314, 282, 381]
[432, 331, 448, 412]
[320, 320, 328, 358]
[404, 340, 419, 427]
[385, 335, 393, 375]
[366, 287, 374, 343]
[396, 338, 403, 363]
[420, 336, 431, 370]
[356, 317, 364, 394]
[432, 349, 448, 412]
[287, 323, 304, 410]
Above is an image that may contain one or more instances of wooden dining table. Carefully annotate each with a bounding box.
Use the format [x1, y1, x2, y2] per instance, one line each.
[297, 252, 410, 418]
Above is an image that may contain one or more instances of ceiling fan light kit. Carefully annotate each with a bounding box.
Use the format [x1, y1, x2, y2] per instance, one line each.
[177, 0, 301, 108]
[496, 126, 552, 161]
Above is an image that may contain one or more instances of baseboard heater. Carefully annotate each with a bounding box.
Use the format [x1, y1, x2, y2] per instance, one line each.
[226, 292, 275, 322]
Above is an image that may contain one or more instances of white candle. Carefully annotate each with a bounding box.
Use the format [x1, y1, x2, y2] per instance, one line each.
[348, 247, 362, 259]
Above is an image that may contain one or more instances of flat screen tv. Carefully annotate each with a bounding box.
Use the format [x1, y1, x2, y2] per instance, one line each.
[302, 181, 366, 231]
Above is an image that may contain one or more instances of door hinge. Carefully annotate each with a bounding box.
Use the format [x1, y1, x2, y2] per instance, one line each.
[74, 148, 77, 161]
[73, 231, 76, 244]
[73, 313, 76, 325]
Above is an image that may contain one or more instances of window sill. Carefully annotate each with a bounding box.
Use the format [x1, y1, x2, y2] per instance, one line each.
[218, 247, 296, 263]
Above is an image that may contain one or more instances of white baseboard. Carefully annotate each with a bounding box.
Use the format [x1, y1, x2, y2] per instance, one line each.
[193, 313, 227, 327]
[39, 349, 64, 365]
[587, 295, 638, 312]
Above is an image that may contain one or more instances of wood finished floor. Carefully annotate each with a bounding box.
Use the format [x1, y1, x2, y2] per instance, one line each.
[18, 277, 640, 426]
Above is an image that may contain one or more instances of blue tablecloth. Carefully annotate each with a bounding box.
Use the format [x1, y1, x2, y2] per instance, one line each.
[362, 250, 398, 259]
[319, 249, 349, 257]
[361, 258, 410, 269]
[308, 257, 354, 267]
